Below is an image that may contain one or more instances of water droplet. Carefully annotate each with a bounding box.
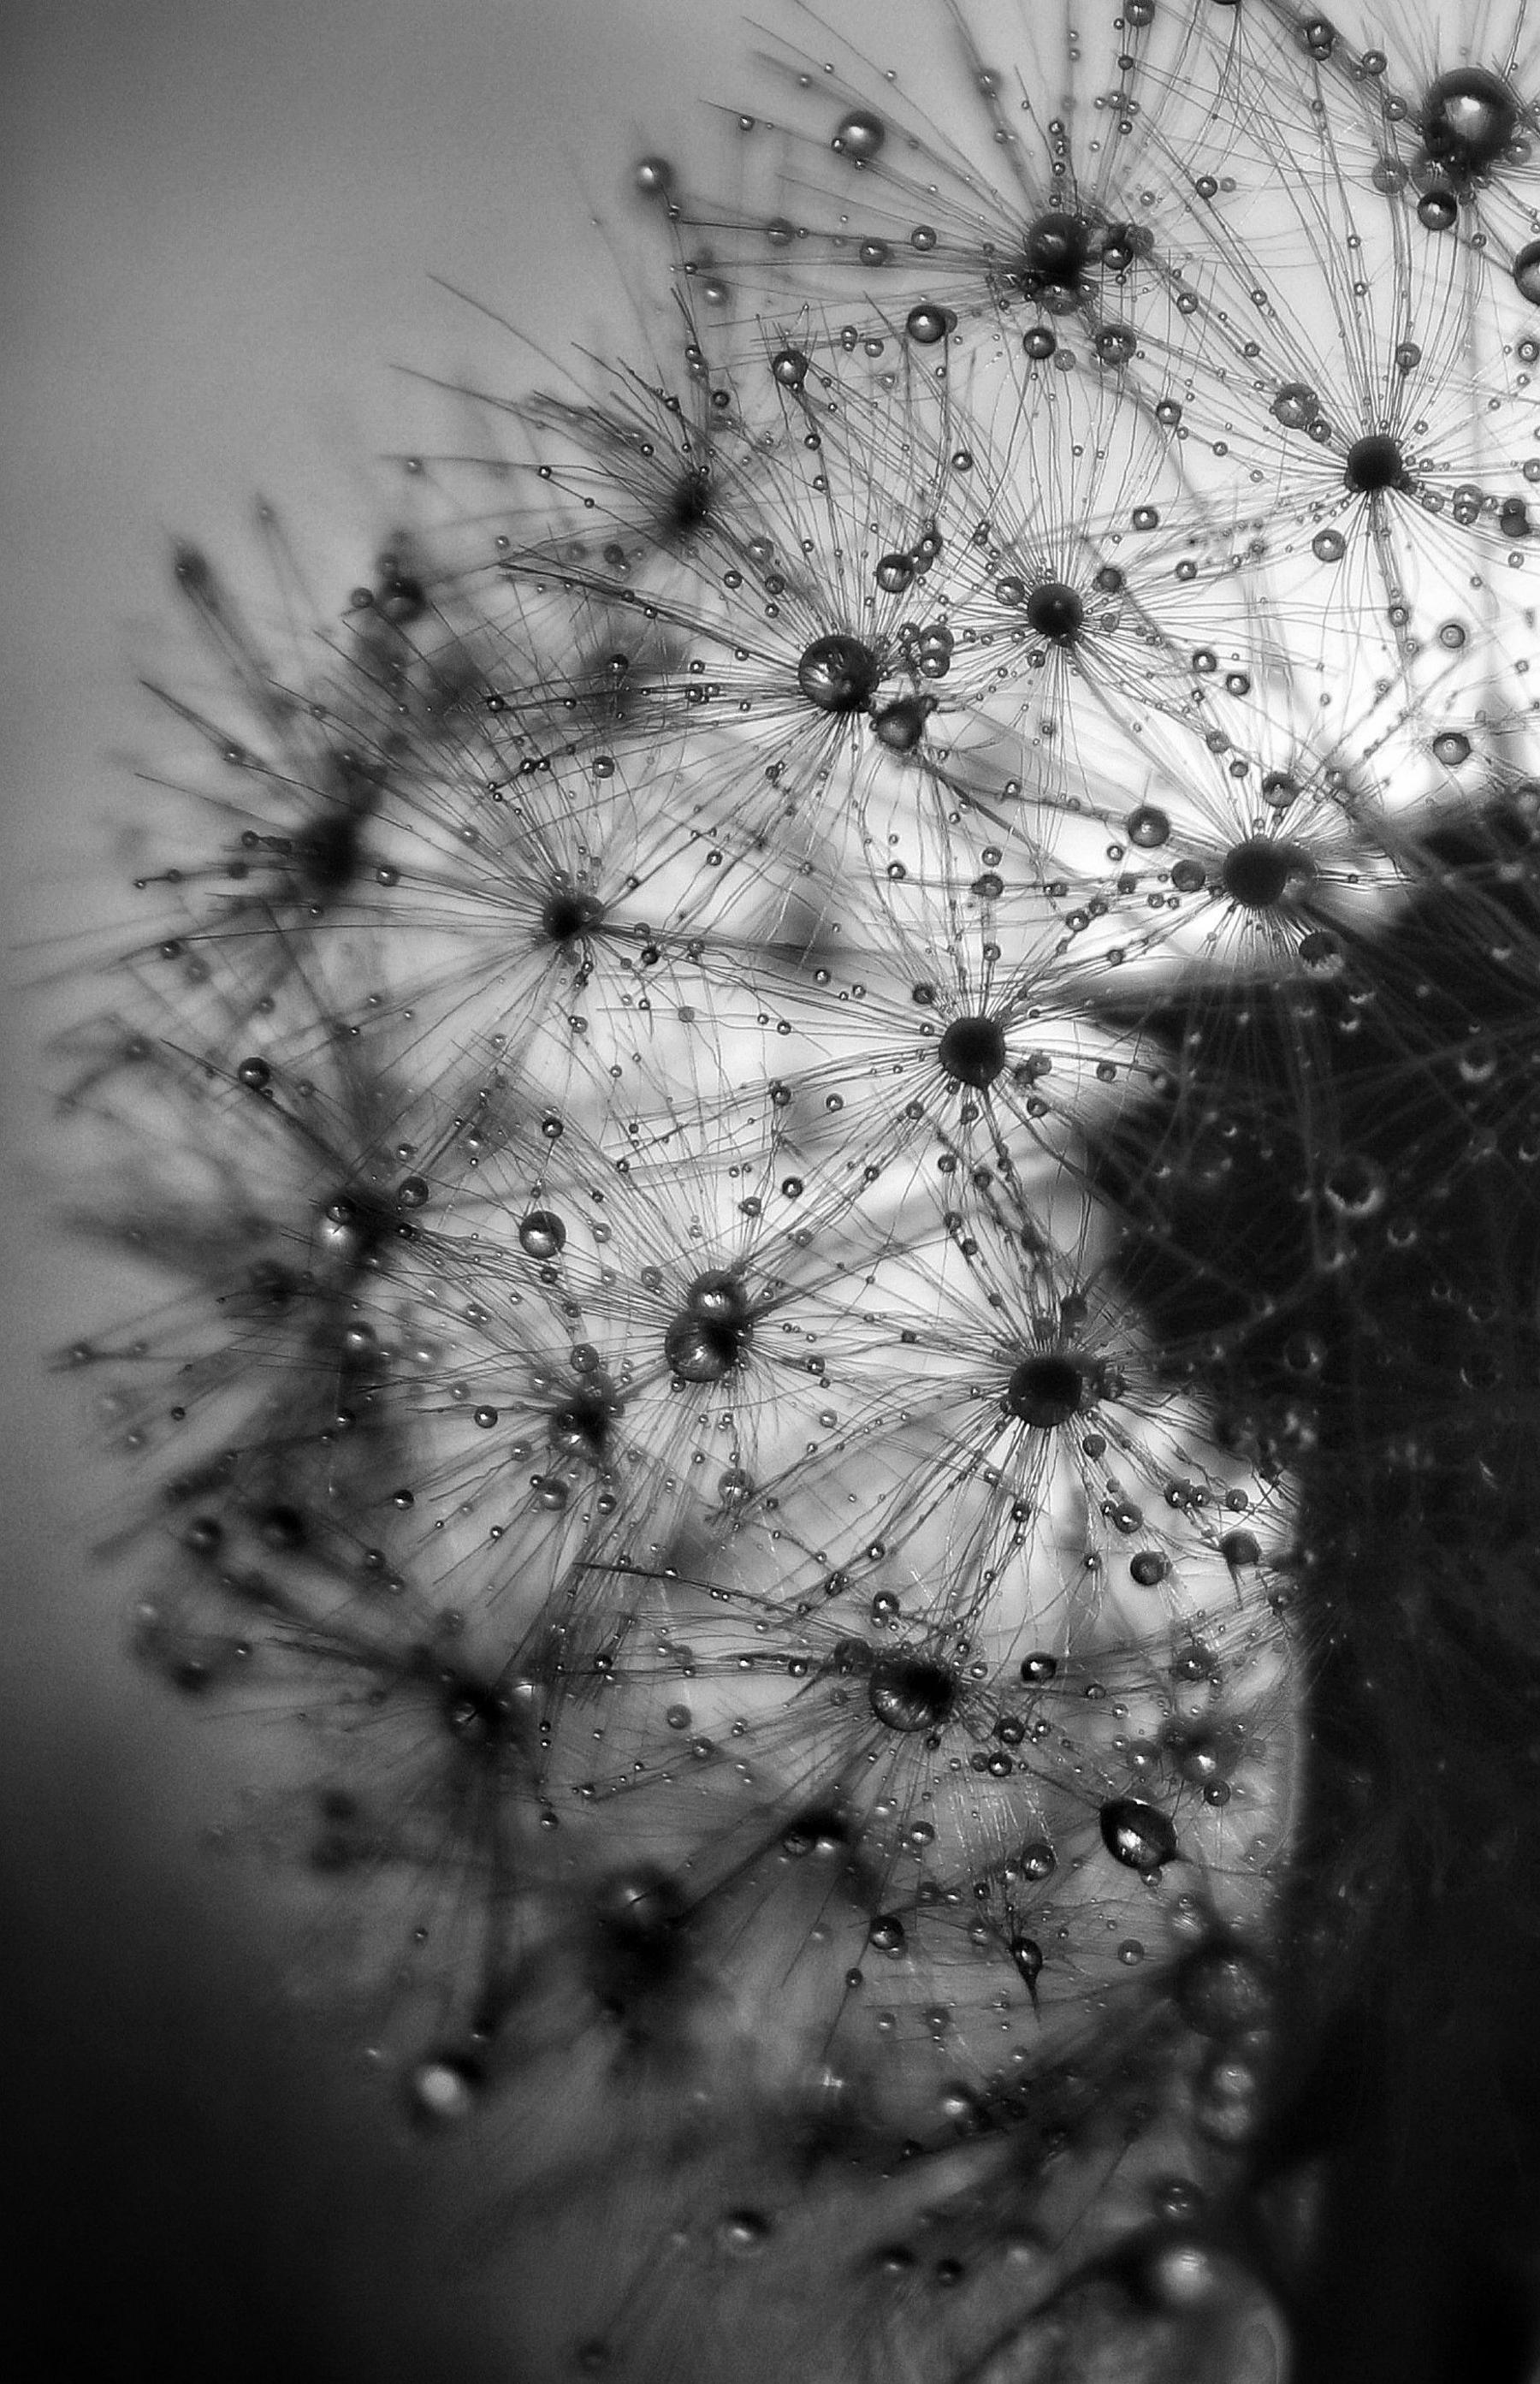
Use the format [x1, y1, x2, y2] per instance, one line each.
[871, 695, 932, 752]
[717, 2209, 773, 2255]
[1023, 209, 1090, 294]
[905, 302, 951, 344]
[1298, 928, 1343, 974]
[1311, 528, 1347, 562]
[833, 108, 886, 163]
[869, 1652, 956, 1733]
[1093, 323, 1137, 367]
[771, 347, 810, 388]
[1099, 1796, 1178, 1872]
[633, 157, 675, 201]
[518, 1210, 566, 1260]
[1270, 380, 1318, 431]
[1126, 804, 1170, 848]
[664, 1270, 754, 1383]
[1010, 1936, 1043, 1989]
[1321, 1152, 1386, 1216]
[1515, 240, 1540, 301]
[1421, 67, 1517, 178]
[409, 2055, 479, 2125]
[797, 633, 881, 714]
[1221, 837, 1315, 910]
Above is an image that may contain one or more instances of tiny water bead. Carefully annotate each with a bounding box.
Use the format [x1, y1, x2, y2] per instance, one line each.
[409, 2054, 481, 2126]
[797, 633, 882, 715]
[633, 156, 676, 201]
[715, 2209, 773, 2256]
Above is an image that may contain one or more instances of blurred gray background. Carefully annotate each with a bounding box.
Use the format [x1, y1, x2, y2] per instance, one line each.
[0, 3, 736, 2372]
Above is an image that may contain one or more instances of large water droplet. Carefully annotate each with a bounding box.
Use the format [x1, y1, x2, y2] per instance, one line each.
[1099, 1795, 1178, 1872]
[833, 108, 886, 163]
[905, 302, 951, 345]
[797, 633, 881, 714]
[1421, 67, 1517, 177]
[1023, 210, 1090, 292]
[1220, 837, 1315, 910]
[664, 1270, 754, 1382]
[518, 1210, 566, 1260]
[1125, 804, 1170, 848]
[868, 1652, 956, 1733]
[1270, 381, 1318, 431]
